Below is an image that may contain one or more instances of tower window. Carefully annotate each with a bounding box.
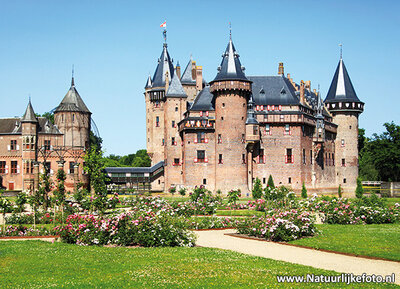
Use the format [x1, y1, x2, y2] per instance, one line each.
[197, 132, 206, 143]
[172, 121, 175, 128]
[288, 177, 291, 184]
[343, 178, 347, 183]
[341, 139, 345, 147]
[342, 158, 346, 167]
[171, 137, 176, 146]
[197, 150, 205, 162]
[156, 116, 160, 127]
[175, 107, 178, 112]
[72, 114, 75, 122]
[303, 149, 306, 164]
[259, 149, 265, 164]
[242, 153, 246, 164]
[263, 178, 266, 184]
[349, 125, 352, 129]
[217, 134, 222, 144]
[332, 153, 335, 164]
[222, 103, 225, 107]
[162, 139, 165, 146]
[221, 116, 224, 120]
[286, 148, 293, 163]
[253, 125, 258, 135]
[203, 178, 207, 185]
[310, 150, 313, 164]
[241, 134, 245, 143]
[173, 158, 180, 165]
[218, 154, 223, 164]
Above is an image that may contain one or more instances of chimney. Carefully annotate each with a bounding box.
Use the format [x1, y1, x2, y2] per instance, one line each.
[191, 60, 197, 80]
[278, 62, 284, 76]
[313, 89, 317, 94]
[196, 66, 203, 91]
[300, 80, 305, 104]
[165, 71, 169, 93]
[287, 73, 296, 90]
[305, 80, 311, 91]
[176, 64, 181, 80]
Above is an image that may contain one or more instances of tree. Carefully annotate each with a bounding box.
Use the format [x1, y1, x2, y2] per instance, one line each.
[178, 187, 187, 197]
[53, 169, 67, 222]
[338, 184, 342, 198]
[355, 177, 364, 199]
[227, 189, 241, 206]
[301, 182, 307, 199]
[15, 192, 27, 213]
[360, 122, 400, 181]
[84, 144, 108, 214]
[0, 196, 12, 235]
[252, 178, 262, 199]
[267, 175, 275, 188]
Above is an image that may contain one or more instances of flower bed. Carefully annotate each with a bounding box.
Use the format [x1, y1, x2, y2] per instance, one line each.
[0, 225, 53, 237]
[235, 210, 316, 242]
[54, 212, 196, 247]
[185, 216, 241, 230]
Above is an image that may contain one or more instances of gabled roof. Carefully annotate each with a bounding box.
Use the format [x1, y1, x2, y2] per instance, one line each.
[0, 117, 62, 135]
[55, 77, 91, 113]
[151, 44, 174, 87]
[181, 58, 196, 85]
[211, 37, 248, 83]
[190, 86, 215, 111]
[21, 100, 38, 123]
[325, 58, 362, 103]
[248, 76, 300, 106]
[166, 72, 187, 98]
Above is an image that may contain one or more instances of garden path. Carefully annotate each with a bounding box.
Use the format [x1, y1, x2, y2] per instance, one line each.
[195, 229, 400, 285]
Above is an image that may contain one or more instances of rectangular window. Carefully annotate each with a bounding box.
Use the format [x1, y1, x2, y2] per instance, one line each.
[342, 158, 346, 167]
[173, 158, 180, 166]
[218, 154, 223, 164]
[310, 150, 313, 164]
[175, 106, 178, 111]
[11, 161, 18, 174]
[242, 153, 246, 164]
[203, 178, 207, 185]
[303, 149, 306, 164]
[156, 116, 160, 127]
[286, 148, 293, 163]
[253, 125, 258, 135]
[217, 134, 222, 144]
[172, 121, 175, 128]
[197, 150, 205, 163]
[288, 177, 292, 184]
[171, 137, 176, 146]
[241, 134, 245, 143]
[44, 162, 51, 173]
[263, 178, 266, 184]
[0, 161, 5, 174]
[341, 139, 345, 146]
[44, 140, 51, 151]
[69, 162, 75, 174]
[197, 132, 206, 143]
[332, 153, 335, 165]
[259, 149, 265, 164]
[162, 138, 165, 146]
[10, 140, 17, 150]
[284, 124, 291, 135]
[265, 124, 271, 135]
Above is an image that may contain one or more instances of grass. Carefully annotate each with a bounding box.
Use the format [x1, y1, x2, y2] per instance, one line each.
[216, 209, 264, 217]
[384, 198, 400, 207]
[289, 223, 400, 261]
[0, 241, 397, 288]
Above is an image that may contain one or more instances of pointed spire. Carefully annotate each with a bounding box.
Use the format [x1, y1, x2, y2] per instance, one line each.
[21, 99, 38, 123]
[325, 57, 362, 104]
[181, 56, 196, 85]
[151, 43, 174, 87]
[339, 43, 343, 60]
[166, 70, 187, 98]
[71, 65, 75, 87]
[55, 76, 91, 114]
[211, 36, 248, 83]
[145, 75, 152, 89]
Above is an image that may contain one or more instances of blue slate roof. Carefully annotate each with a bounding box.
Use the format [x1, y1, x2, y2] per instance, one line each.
[181, 58, 196, 85]
[166, 73, 187, 98]
[248, 76, 300, 106]
[105, 161, 164, 174]
[152, 44, 174, 88]
[190, 86, 214, 111]
[325, 59, 362, 103]
[211, 38, 248, 83]
[21, 100, 38, 123]
[55, 77, 91, 113]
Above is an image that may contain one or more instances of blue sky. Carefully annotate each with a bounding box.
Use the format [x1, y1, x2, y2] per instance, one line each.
[1, 0, 399, 155]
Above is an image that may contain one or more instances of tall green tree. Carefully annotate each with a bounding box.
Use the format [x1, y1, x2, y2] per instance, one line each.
[267, 175, 275, 188]
[252, 178, 262, 199]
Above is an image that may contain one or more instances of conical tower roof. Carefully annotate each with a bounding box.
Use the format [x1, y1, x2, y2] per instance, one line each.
[211, 37, 248, 83]
[325, 58, 362, 104]
[21, 99, 38, 123]
[55, 77, 91, 113]
[145, 75, 152, 89]
[181, 57, 196, 85]
[166, 72, 187, 98]
[152, 43, 174, 87]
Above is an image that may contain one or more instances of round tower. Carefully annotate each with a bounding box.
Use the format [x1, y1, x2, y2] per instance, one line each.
[209, 36, 252, 193]
[325, 57, 364, 193]
[54, 77, 91, 149]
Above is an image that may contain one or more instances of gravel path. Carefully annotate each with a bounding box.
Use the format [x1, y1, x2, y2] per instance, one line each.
[195, 229, 400, 285]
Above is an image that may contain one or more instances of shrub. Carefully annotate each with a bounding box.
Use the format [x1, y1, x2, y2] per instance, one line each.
[178, 187, 186, 197]
[267, 175, 275, 188]
[227, 189, 241, 206]
[355, 177, 364, 198]
[15, 192, 27, 213]
[338, 185, 342, 198]
[252, 178, 263, 199]
[301, 182, 307, 199]
[169, 187, 176, 195]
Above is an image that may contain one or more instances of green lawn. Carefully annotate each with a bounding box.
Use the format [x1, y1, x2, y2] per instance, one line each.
[0, 241, 397, 288]
[216, 209, 264, 217]
[385, 198, 400, 207]
[289, 224, 400, 261]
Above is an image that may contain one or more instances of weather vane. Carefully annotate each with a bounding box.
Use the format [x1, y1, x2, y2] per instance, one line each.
[339, 43, 343, 59]
[160, 21, 167, 44]
[229, 22, 232, 38]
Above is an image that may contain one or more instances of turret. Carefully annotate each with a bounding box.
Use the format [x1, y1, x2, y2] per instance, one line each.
[54, 76, 91, 149]
[325, 55, 364, 192]
[209, 35, 252, 193]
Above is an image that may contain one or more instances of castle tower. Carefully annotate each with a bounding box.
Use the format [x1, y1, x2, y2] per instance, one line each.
[164, 71, 187, 188]
[324, 56, 364, 191]
[145, 43, 174, 166]
[21, 100, 38, 191]
[54, 76, 91, 149]
[209, 36, 252, 193]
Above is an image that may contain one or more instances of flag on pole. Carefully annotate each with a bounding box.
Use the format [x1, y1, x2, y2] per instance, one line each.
[160, 21, 166, 28]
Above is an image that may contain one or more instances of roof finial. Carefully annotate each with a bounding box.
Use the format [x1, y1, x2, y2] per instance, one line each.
[160, 21, 167, 46]
[339, 43, 343, 60]
[29, 94, 31, 103]
[71, 64, 75, 87]
[229, 22, 232, 39]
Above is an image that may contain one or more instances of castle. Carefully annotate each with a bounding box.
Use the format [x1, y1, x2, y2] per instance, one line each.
[145, 35, 364, 195]
[0, 77, 91, 192]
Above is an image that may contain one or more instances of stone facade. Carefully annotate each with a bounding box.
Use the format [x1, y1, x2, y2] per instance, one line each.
[145, 37, 364, 196]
